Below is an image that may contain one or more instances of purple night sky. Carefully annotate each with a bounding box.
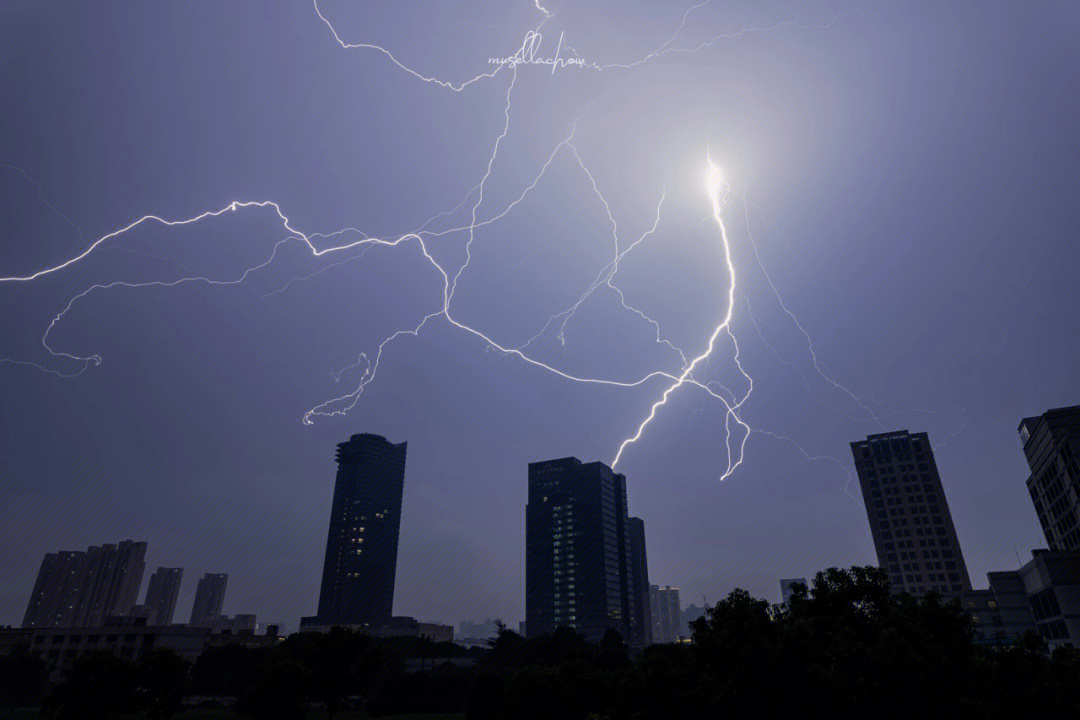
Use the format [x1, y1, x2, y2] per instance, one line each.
[2, 1, 1078, 630]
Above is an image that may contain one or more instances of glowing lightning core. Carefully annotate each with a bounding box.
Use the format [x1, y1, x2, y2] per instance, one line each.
[612, 154, 750, 481]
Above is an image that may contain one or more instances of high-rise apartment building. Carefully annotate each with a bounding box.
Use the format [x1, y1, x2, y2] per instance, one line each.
[142, 567, 183, 626]
[1019, 405, 1080, 550]
[189, 573, 228, 627]
[525, 457, 647, 642]
[649, 585, 682, 643]
[851, 430, 971, 595]
[22, 540, 146, 628]
[303, 433, 407, 628]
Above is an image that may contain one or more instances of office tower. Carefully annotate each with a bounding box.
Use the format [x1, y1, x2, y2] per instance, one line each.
[307, 433, 407, 628]
[851, 430, 972, 595]
[650, 585, 681, 643]
[189, 573, 228, 627]
[779, 577, 807, 605]
[649, 585, 663, 641]
[525, 457, 642, 641]
[1019, 405, 1080, 550]
[142, 568, 183, 625]
[22, 540, 146, 629]
[627, 517, 652, 645]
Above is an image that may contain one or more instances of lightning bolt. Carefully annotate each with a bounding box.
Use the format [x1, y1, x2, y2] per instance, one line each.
[1, 1, 926, 494]
[612, 155, 751, 481]
[312, 0, 503, 92]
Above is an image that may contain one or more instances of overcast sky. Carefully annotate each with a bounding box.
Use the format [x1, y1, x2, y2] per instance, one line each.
[2, 1, 1078, 630]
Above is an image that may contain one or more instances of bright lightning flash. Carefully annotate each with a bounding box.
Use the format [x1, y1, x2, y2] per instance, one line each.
[612, 154, 750, 481]
[705, 157, 724, 200]
[0, 2, 905, 490]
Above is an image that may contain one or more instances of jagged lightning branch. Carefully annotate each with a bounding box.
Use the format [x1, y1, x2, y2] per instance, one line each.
[612, 155, 752, 481]
[1, 1, 903, 488]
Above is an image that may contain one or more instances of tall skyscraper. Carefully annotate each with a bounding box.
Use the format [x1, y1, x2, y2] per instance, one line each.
[22, 540, 146, 629]
[627, 517, 652, 645]
[1019, 405, 1080, 551]
[525, 457, 646, 642]
[851, 430, 971, 595]
[142, 567, 183, 626]
[189, 573, 228, 627]
[304, 433, 407, 628]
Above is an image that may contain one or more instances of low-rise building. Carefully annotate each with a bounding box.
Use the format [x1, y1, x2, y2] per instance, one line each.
[418, 622, 454, 644]
[1017, 549, 1080, 648]
[0, 616, 208, 681]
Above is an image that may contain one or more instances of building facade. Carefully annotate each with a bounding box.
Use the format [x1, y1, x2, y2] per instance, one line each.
[1019, 406, 1080, 551]
[525, 457, 646, 642]
[627, 517, 652, 645]
[1016, 550, 1080, 648]
[650, 585, 682, 643]
[960, 570, 1036, 645]
[851, 431, 971, 595]
[141, 567, 183, 626]
[189, 573, 228, 627]
[303, 433, 407, 629]
[22, 540, 147, 629]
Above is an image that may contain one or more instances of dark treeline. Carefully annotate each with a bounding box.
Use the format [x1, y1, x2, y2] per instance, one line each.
[3, 566, 1079, 719]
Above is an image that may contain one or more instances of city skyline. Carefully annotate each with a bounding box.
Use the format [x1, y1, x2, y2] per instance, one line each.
[3, 1, 1078, 630]
[13, 408, 1075, 632]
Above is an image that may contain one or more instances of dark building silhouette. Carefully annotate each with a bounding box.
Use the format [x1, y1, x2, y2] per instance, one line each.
[459, 618, 499, 640]
[189, 573, 228, 627]
[525, 457, 647, 643]
[851, 430, 971, 595]
[1, 617, 210, 682]
[779, 577, 808, 605]
[22, 540, 146, 629]
[303, 433, 407, 629]
[1019, 405, 1080, 551]
[627, 516, 652, 645]
[140, 567, 183, 626]
[960, 570, 1036, 645]
[1014, 549, 1080, 647]
[681, 602, 706, 638]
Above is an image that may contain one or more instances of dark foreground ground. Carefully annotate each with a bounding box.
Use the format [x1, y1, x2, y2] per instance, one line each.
[3, 567, 1079, 719]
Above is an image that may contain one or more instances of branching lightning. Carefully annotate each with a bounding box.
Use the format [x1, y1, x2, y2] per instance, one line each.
[611, 155, 751, 480]
[1, 1, 911, 490]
